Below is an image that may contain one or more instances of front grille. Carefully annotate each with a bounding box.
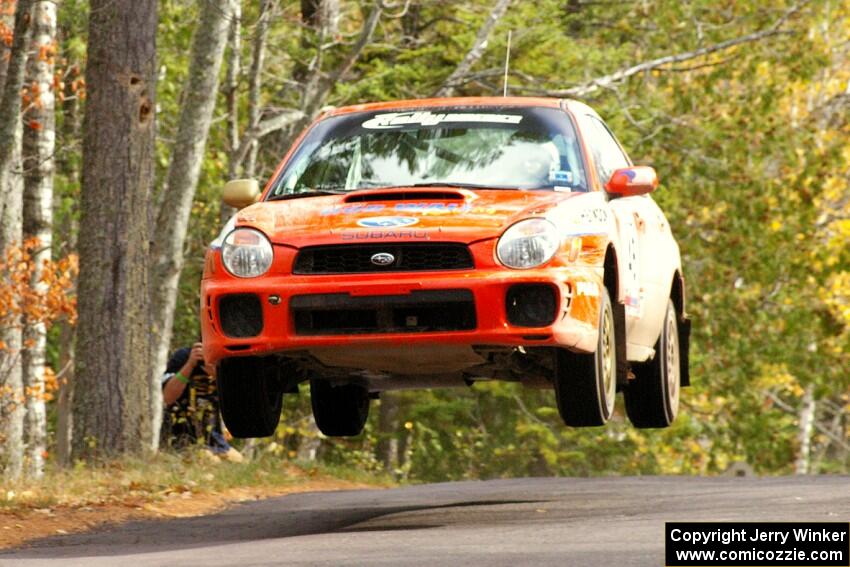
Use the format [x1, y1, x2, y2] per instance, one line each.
[293, 243, 473, 274]
[291, 290, 476, 335]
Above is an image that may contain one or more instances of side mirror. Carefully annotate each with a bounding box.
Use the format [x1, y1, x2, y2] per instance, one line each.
[223, 179, 261, 209]
[605, 166, 658, 197]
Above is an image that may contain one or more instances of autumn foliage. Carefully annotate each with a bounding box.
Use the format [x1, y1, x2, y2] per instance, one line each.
[0, 240, 77, 415]
[0, 0, 847, 481]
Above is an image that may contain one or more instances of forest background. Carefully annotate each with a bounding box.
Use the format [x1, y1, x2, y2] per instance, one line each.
[0, 0, 848, 483]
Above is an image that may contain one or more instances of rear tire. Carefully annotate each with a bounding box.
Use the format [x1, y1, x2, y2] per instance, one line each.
[217, 357, 283, 438]
[554, 287, 618, 427]
[624, 299, 680, 428]
[310, 379, 370, 437]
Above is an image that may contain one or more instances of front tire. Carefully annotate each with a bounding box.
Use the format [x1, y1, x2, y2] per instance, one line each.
[624, 299, 680, 428]
[310, 379, 370, 437]
[217, 357, 283, 438]
[554, 286, 618, 427]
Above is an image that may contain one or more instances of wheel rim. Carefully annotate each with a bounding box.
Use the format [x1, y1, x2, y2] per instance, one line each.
[665, 308, 680, 417]
[600, 303, 616, 417]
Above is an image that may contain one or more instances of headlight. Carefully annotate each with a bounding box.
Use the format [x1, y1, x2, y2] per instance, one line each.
[221, 228, 273, 277]
[497, 219, 560, 269]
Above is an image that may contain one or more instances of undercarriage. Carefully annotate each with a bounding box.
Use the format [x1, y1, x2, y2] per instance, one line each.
[261, 344, 557, 394]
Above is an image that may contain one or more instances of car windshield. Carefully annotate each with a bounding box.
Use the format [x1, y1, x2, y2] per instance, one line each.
[267, 106, 588, 198]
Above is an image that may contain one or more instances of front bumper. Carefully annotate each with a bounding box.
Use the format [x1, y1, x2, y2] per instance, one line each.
[201, 257, 603, 366]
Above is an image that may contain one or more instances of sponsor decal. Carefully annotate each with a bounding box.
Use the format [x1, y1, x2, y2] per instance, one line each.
[321, 202, 473, 216]
[564, 206, 610, 237]
[549, 170, 574, 186]
[357, 216, 419, 228]
[624, 215, 642, 318]
[340, 230, 428, 240]
[579, 207, 608, 224]
[362, 111, 523, 130]
[575, 281, 599, 297]
[321, 204, 386, 216]
[394, 202, 471, 213]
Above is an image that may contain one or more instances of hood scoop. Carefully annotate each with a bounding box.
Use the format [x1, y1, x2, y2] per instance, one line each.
[344, 190, 465, 203]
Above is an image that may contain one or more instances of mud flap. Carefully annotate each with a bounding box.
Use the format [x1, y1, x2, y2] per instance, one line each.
[614, 301, 628, 387]
[678, 317, 691, 386]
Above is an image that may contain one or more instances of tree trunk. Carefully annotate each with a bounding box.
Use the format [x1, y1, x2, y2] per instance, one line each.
[296, 420, 321, 462]
[0, 0, 32, 240]
[376, 393, 400, 473]
[0, 0, 34, 480]
[284, 2, 381, 147]
[434, 0, 512, 97]
[243, 0, 273, 179]
[54, 28, 81, 468]
[148, 0, 234, 452]
[400, 2, 422, 47]
[0, 124, 24, 480]
[55, 320, 74, 466]
[72, 0, 157, 459]
[794, 384, 816, 475]
[225, 0, 241, 178]
[222, 0, 241, 222]
[294, 0, 338, 84]
[302, 0, 339, 43]
[21, 0, 56, 479]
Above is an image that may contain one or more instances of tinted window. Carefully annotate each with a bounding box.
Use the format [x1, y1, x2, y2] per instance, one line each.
[268, 106, 588, 196]
[578, 114, 630, 186]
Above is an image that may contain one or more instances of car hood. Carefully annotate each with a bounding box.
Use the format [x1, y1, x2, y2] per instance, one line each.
[233, 188, 584, 247]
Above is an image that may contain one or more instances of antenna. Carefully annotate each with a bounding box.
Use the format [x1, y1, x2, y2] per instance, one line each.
[502, 30, 512, 97]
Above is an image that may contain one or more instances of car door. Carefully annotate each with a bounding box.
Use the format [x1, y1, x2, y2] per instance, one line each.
[576, 113, 666, 358]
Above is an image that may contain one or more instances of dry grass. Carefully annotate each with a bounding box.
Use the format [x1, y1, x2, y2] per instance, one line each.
[0, 450, 392, 549]
[1, 450, 390, 511]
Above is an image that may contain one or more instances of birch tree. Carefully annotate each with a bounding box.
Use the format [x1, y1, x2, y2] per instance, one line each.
[221, 0, 242, 225]
[21, 0, 56, 479]
[0, 0, 34, 479]
[149, 0, 235, 449]
[434, 0, 512, 97]
[282, 0, 380, 145]
[72, 0, 157, 458]
[224, 1, 241, 179]
[243, 0, 273, 179]
[228, 1, 307, 176]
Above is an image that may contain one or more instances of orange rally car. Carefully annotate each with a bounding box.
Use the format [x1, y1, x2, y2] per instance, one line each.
[201, 97, 691, 438]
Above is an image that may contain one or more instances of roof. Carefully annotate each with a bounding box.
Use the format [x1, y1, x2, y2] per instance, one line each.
[324, 96, 566, 117]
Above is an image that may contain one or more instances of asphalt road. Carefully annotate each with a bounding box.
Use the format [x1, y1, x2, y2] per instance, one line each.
[2, 476, 847, 566]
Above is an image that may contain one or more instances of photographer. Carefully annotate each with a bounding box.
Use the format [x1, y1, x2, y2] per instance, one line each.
[161, 342, 240, 460]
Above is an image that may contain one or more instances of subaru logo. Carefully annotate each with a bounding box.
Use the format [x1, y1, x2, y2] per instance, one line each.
[370, 253, 395, 266]
[357, 216, 419, 228]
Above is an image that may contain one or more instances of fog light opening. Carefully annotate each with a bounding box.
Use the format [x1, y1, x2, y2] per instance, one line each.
[506, 284, 558, 327]
[219, 294, 264, 338]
